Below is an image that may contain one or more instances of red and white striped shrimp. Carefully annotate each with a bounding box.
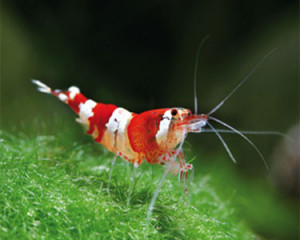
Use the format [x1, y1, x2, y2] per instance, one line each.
[32, 79, 207, 179]
[31, 48, 276, 186]
[32, 47, 283, 220]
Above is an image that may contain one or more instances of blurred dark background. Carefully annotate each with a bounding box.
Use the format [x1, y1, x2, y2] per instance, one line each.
[1, 1, 299, 239]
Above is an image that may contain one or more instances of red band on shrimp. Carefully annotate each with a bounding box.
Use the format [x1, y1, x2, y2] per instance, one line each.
[68, 93, 88, 113]
[87, 103, 118, 142]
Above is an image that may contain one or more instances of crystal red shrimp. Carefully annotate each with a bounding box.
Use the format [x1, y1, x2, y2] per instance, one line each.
[31, 49, 276, 185]
[32, 80, 206, 179]
[32, 47, 282, 222]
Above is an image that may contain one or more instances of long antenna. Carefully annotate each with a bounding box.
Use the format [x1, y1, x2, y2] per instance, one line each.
[209, 116, 269, 170]
[208, 48, 277, 116]
[206, 122, 237, 163]
[194, 35, 210, 114]
[201, 129, 293, 141]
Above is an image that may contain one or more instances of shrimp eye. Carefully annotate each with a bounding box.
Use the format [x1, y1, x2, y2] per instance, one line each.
[171, 109, 178, 116]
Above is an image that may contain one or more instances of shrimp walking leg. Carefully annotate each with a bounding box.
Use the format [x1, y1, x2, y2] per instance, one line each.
[146, 164, 171, 222]
[127, 162, 139, 206]
[107, 152, 118, 193]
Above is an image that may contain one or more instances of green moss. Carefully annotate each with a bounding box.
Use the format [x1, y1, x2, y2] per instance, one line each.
[0, 128, 296, 239]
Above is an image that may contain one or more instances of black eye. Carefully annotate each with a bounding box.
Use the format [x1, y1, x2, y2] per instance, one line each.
[171, 109, 178, 116]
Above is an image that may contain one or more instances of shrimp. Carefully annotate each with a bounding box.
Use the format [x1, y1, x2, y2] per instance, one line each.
[32, 79, 206, 178]
[32, 46, 278, 220]
[32, 46, 275, 179]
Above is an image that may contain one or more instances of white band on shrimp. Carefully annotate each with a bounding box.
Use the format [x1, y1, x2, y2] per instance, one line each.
[58, 93, 68, 102]
[78, 99, 97, 124]
[68, 86, 80, 100]
[156, 109, 172, 145]
[106, 107, 133, 134]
